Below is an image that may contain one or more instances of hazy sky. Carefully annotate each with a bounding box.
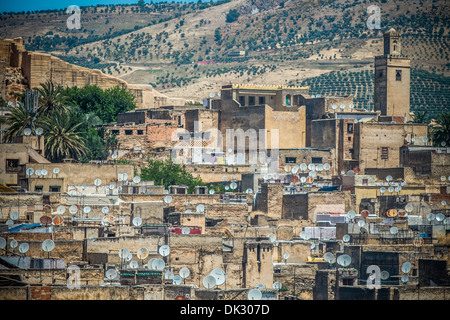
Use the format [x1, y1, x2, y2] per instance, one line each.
[0, 0, 199, 13]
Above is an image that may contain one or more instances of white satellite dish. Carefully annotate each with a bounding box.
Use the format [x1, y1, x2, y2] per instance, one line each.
[196, 204, 205, 213]
[53, 167, 60, 175]
[36, 127, 43, 136]
[35, 170, 42, 176]
[273, 281, 282, 290]
[102, 206, 109, 214]
[203, 275, 217, 289]
[230, 182, 238, 190]
[246, 188, 253, 194]
[380, 187, 386, 194]
[340, 104, 346, 110]
[24, 128, 32, 136]
[152, 258, 166, 271]
[442, 201, 447, 207]
[132, 217, 142, 227]
[401, 262, 412, 274]
[10, 240, 18, 249]
[41, 169, 48, 176]
[358, 220, 365, 227]
[343, 234, 351, 243]
[267, 233, 276, 243]
[136, 248, 149, 260]
[159, 245, 171, 257]
[94, 178, 102, 186]
[388, 186, 394, 193]
[337, 254, 352, 267]
[19, 242, 29, 254]
[300, 176, 307, 183]
[210, 268, 226, 286]
[316, 164, 324, 172]
[390, 226, 398, 235]
[283, 253, 290, 260]
[405, 203, 413, 213]
[57, 206, 65, 214]
[185, 209, 192, 214]
[331, 104, 338, 110]
[172, 275, 182, 285]
[300, 163, 307, 172]
[401, 275, 409, 284]
[386, 175, 393, 182]
[179, 267, 191, 279]
[109, 183, 115, 190]
[349, 103, 355, 109]
[247, 288, 262, 300]
[209, 189, 215, 195]
[42, 239, 55, 252]
[164, 195, 173, 204]
[83, 206, 91, 214]
[0, 238, 6, 249]
[308, 164, 316, 171]
[291, 165, 299, 174]
[133, 176, 141, 184]
[256, 283, 265, 289]
[26, 168, 34, 176]
[323, 163, 331, 171]
[427, 213, 435, 222]
[129, 260, 139, 269]
[181, 227, 191, 235]
[299, 231, 310, 240]
[209, 92, 215, 98]
[436, 213, 445, 222]
[347, 210, 356, 219]
[69, 205, 78, 215]
[105, 269, 117, 280]
[441, 176, 447, 182]
[165, 271, 174, 280]
[422, 137, 428, 143]
[324, 252, 335, 264]
[10, 211, 19, 220]
[111, 153, 117, 160]
[118, 248, 130, 259]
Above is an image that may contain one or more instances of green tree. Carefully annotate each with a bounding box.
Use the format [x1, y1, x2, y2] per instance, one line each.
[3, 101, 32, 142]
[140, 158, 204, 193]
[432, 112, 450, 147]
[409, 110, 430, 124]
[35, 80, 69, 114]
[226, 9, 240, 23]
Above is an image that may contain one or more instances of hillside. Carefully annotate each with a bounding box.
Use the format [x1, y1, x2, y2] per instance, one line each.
[0, 0, 449, 108]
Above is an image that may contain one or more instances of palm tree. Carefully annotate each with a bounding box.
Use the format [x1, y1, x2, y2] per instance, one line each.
[408, 110, 430, 124]
[40, 109, 88, 162]
[432, 112, 450, 147]
[35, 80, 69, 114]
[4, 101, 33, 142]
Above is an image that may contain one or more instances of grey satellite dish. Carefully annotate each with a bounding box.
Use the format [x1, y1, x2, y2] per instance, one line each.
[165, 271, 174, 280]
[256, 283, 265, 289]
[390, 226, 398, 235]
[401, 262, 412, 274]
[316, 164, 324, 172]
[267, 233, 276, 243]
[388, 186, 394, 193]
[10, 211, 19, 220]
[436, 213, 445, 222]
[358, 220, 365, 227]
[129, 260, 139, 269]
[159, 245, 171, 257]
[299, 231, 310, 240]
[442, 201, 447, 206]
[57, 206, 65, 214]
[273, 281, 282, 291]
[69, 205, 78, 215]
[380, 187, 386, 194]
[181, 227, 191, 235]
[247, 288, 262, 300]
[209, 92, 215, 98]
[147, 258, 156, 269]
[203, 275, 216, 289]
[210, 268, 226, 286]
[196, 204, 205, 213]
[427, 213, 436, 222]
[102, 206, 109, 214]
[308, 171, 316, 178]
[347, 170, 355, 176]
[310, 242, 316, 250]
[222, 175, 228, 181]
[209, 189, 215, 195]
[337, 254, 352, 267]
[53, 167, 60, 175]
[291, 165, 299, 174]
[5, 220, 14, 227]
[386, 175, 393, 182]
[35, 169, 42, 176]
[42, 239, 55, 252]
[19, 242, 29, 254]
[308, 164, 316, 171]
[283, 253, 290, 260]
[323, 163, 331, 171]
[185, 209, 192, 214]
[401, 275, 409, 284]
[324, 252, 335, 264]
[109, 183, 115, 190]
[380, 271, 390, 280]
[24, 128, 32, 136]
[331, 104, 338, 110]
[230, 182, 238, 190]
[132, 217, 142, 227]
[405, 203, 413, 213]
[394, 186, 401, 192]
[26, 168, 34, 176]
[41, 169, 47, 176]
[300, 163, 307, 172]
[300, 176, 307, 183]
[347, 210, 356, 220]
[105, 269, 117, 280]
[94, 178, 102, 186]
[83, 206, 91, 214]
[0, 238, 6, 249]
[133, 176, 141, 184]
[246, 188, 253, 194]
[136, 248, 149, 260]
[10, 240, 18, 249]
[164, 195, 173, 204]
[179, 267, 191, 279]
[340, 104, 346, 110]
[422, 137, 428, 143]
[118, 248, 130, 259]
[125, 252, 132, 262]
[172, 275, 182, 285]
[343, 234, 351, 243]
[36, 127, 43, 136]
[349, 103, 355, 109]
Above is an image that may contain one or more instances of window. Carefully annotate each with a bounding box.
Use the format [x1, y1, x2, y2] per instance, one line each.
[239, 96, 245, 106]
[381, 147, 389, 160]
[35, 185, 43, 192]
[285, 157, 296, 164]
[111, 130, 119, 135]
[137, 130, 144, 135]
[349, 149, 354, 154]
[311, 157, 322, 164]
[6, 159, 19, 173]
[286, 94, 291, 106]
[348, 137, 352, 142]
[347, 123, 354, 133]
[49, 185, 61, 192]
[362, 179, 368, 186]
[396, 70, 402, 81]
[248, 96, 255, 106]
[259, 96, 266, 105]
[125, 130, 133, 135]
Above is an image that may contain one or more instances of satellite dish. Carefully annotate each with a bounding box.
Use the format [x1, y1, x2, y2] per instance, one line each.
[105, 269, 118, 280]
[40, 215, 52, 225]
[26, 168, 34, 176]
[401, 262, 412, 274]
[388, 186, 394, 193]
[83, 206, 91, 214]
[310, 242, 316, 249]
[308, 171, 316, 178]
[337, 254, 352, 267]
[94, 178, 102, 186]
[129, 260, 139, 269]
[267, 233, 276, 243]
[390, 226, 398, 235]
[299, 231, 310, 240]
[10, 211, 19, 220]
[122, 173, 128, 181]
[273, 281, 282, 290]
[202, 275, 216, 289]
[324, 252, 335, 264]
[111, 153, 117, 160]
[185, 209, 192, 214]
[19, 242, 29, 254]
[347, 210, 356, 220]
[53, 167, 60, 175]
[245, 188, 253, 194]
[41, 169, 48, 176]
[405, 203, 413, 213]
[291, 165, 299, 174]
[0, 238, 6, 249]
[102, 206, 109, 214]
[230, 182, 237, 190]
[24, 128, 32, 136]
[132, 217, 142, 227]
[5, 220, 14, 227]
[436, 213, 445, 222]
[179, 267, 191, 279]
[300, 176, 307, 183]
[165, 271, 174, 280]
[209, 92, 215, 98]
[225, 186, 230, 191]
[441, 176, 447, 182]
[442, 201, 447, 207]
[347, 170, 355, 176]
[210, 268, 226, 286]
[57, 206, 65, 214]
[118, 248, 130, 259]
[300, 163, 307, 172]
[247, 288, 262, 300]
[52, 215, 64, 226]
[36, 127, 43, 135]
[133, 176, 141, 184]
[340, 104, 346, 110]
[10, 240, 18, 249]
[283, 253, 290, 260]
[256, 283, 265, 289]
[172, 275, 182, 285]
[380, 187, 386, 194]
[308, 164, 316, 171]
[422, 137, 428, 143]
[196, 204, 205, 213]
[386, 175, 393, 182]
[222, 175, 228, 181]
[331, 104, 338, 110]
[401, 275, 409, 284]
[349, 103, 355, 109]
[427, 213, 436, 222]
[159, 245, 171, 257]
[323, 163, 331, 171]
[358, 220, 365, 227]
[42, 239, 55, 252]
[380, 271, 390, 280]
[316, 164, 324, 172]
[136, 248, 149, 260]
[209, 189, 215, 195]
[164, 195, 173, 204]
[69, 205, 78, 215]
[181, 227, 191, 235]
[343, 234, 351, 243]
[109, 183, 115, 190]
